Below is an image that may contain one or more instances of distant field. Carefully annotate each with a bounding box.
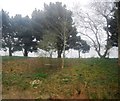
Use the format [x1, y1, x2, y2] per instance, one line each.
[2, 56, 119, 99]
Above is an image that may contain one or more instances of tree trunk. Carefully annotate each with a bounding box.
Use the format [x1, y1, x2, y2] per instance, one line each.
[24, 48, 28, 57]
[57, 50, 62, 58]
[95, 47, 108, 59]
[102, 49, 109, 58]
[9, 46, 12, 56]
[8, 38, 12, 56]
[50, 52, 52, 58]
[107, 52, 110, 58]
[78, 50, 81, 58]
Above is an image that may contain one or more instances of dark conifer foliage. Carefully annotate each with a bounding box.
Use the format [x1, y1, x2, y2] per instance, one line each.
[1, 2, 90, 57]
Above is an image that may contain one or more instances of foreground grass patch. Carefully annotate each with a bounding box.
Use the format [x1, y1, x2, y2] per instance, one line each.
[33, 73, 48, 79]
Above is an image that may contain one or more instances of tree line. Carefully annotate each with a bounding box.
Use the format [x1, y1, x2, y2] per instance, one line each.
[0, 2, 119, 59]
[1, 2, 90, 58]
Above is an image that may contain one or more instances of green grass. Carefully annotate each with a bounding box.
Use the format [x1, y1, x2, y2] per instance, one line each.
[3, 73, 30, 89]
[2, 57, 119, 99]
[2, 56, 30, 61]
[33, 73, 48, 79]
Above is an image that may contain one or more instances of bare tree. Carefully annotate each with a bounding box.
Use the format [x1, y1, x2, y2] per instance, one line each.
[73, 2, 115, 58]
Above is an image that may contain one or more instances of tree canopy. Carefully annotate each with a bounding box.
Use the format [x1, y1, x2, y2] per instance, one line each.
[1, 2, 91, 58]
[12, 14, 38, 56]
[32, 2, 89, 58]
[74, 36, 90, 58]
[103, 2, 118, 48]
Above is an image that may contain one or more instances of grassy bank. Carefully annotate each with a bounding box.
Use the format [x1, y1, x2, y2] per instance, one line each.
[2, 57, 119, 99]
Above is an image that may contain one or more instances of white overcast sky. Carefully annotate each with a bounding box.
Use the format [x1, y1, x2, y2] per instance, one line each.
[0, 0, 90, 17]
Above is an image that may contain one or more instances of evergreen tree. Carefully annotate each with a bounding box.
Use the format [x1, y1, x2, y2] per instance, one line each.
[74, 36, 90, 58]
[2, 10, 16, 56]
[13, 14, 38, 56]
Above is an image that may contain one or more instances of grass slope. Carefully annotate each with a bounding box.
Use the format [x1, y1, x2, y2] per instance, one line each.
[2, 57, 119, 99]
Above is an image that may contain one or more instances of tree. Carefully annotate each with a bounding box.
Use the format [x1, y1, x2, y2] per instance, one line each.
[74, 36, 90, 58]
[38, 32, 57, 58]
[32, 2, 79, 68]
[44, 2, 80, 68]
[107, 14, 118, 47]
[2, 10, 16, 56]
[106, 2, 120, 63]
[104, 3, 118, 47]
[73, 2, 114, 58]
[116, 2, 120, 65]
[43, 2, 78, 58]
[31, 9, 45, 41]
[12, 14, 38, 56]
[32, 9, 48, 57]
